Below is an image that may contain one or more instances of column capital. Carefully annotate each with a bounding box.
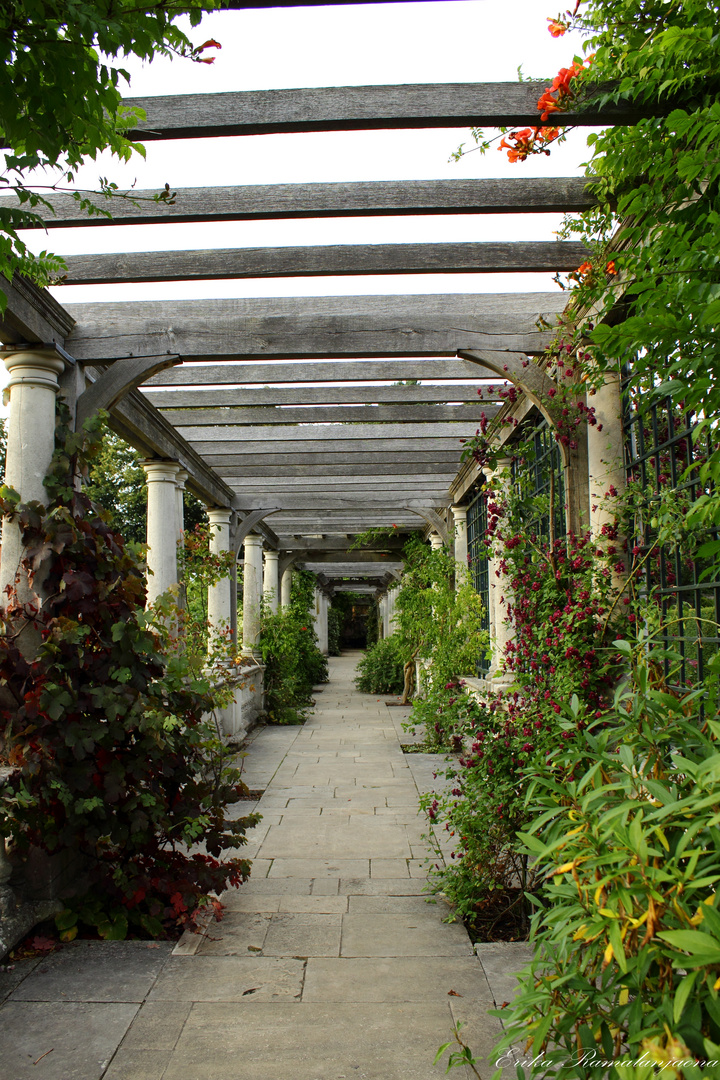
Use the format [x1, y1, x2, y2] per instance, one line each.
[142, 459, 180, 484]
[264, 549, 279, 562]
[429, 533, 444, 550]
[3, 348, 65, 393]
[451, 505, 468, 522]
[207, 506, 233, 527]
[243, 533, 264, 550]
[175, 468, 189, 490]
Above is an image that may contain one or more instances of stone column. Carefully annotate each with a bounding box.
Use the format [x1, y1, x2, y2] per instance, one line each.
[241, 533, 264, 655]
[207, 507, 233, 645]
[0, 348, 65, 655]
[317, 591, 329, 655]
[263, 549, 280, 615]
[388, 587, 399, 635]
[587, 370, 626, 542]
[382, 593, 390, 638]
[486, 462, 515, 685]
[280, 566, 293, 608]
[430, 533, 444, 551]
[175, 469, 188, 609]
[142, 460, 180, 606]
[451, 505, 469, 587]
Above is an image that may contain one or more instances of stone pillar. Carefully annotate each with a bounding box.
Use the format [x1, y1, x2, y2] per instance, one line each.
[242, 533, 264, 655]
[263, 549, 280, 615]
[317, 591, 329, 655]
[280, 566, 293, 608]
[487, 463, 515, 685]
[0, 348, 65, 654]
[587, 371, 626, 540]
[207, 507, 233, 645]
[142, 460, 180, 606]
[382, 593, 390, 638]
[451, 505, 469, 587]
[175, 469, 188, 609]
[430, 533, 444, 551]
[388, 587, 399, 635]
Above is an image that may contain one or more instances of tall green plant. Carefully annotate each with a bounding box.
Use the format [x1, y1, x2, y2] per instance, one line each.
[259, 568, 328, 724]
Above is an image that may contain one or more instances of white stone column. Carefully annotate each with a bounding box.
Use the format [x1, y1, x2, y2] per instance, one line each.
[487, 462, 515, 685]
[175, 469, 188, 609]
[451, 505, 469, 587]
[430, 533, 444, 551]
[280, 565, 293, 608]
[242, 533, 264, 655]
[318, 591, 329, 655]
[382, 593, 390, 638]
[312, 586, 322, 641]
[142, 460, 180, 606]
[588, 370, 626, 542]
[263, 549, 280, 615]
[0, 348, 65, 653]
[207, 507, 233, 645]
[388, 586, 399, 635]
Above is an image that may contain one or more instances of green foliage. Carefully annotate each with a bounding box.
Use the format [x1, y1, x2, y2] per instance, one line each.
[259, 568, 328, 724]
[84, 427, 148, 546]
[327, 606, 342, 656]
[0, 412, 259, 937]
[354, 636, 405, 695]
[0, 0, 224, 295]
[493, 643, 720, 1078]
[365, 599, 380, 647]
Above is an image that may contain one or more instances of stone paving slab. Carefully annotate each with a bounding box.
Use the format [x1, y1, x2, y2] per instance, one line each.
[148, 956, 305, 1001]
[161, 1001, 471, 1080]
[302, 956, 496, 1003]
[0, 1000, 139, 1079]
[9, 941, 173, 1002]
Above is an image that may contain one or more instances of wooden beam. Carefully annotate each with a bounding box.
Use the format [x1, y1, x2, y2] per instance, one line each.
[144, 357, 512, 387]
[278, 537, 409, 551]
[203, 450, 464, 465]
[65, 294, 564, 362]
[75, 355, 180, 431]
[228, 475, 456, 487]
[158, 403, 498, 426]
[123, 83, 634, 142]
[182, 421, 477, 443]
[10, 178, 598, 231]
[216, 461, 460, 476]
[61, 240, 590, 285]
[143, 384, 493, 408]
[0, 275, 74, 346]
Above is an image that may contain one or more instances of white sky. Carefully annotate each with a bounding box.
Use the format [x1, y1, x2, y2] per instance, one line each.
[16, 0, 595, 307]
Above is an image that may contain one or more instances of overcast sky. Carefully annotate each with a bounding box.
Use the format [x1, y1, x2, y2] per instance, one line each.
[17, 0, 595, 307]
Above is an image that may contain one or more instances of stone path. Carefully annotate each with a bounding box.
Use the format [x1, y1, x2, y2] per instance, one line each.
[0, 652, 531, 1080]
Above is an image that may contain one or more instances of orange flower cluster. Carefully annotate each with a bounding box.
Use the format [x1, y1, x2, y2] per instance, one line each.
[537, 57, 591, 121]
[547, 17, 568, 36]
[499, 126, 561, 162]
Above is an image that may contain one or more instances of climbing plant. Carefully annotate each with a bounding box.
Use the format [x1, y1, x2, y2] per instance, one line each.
[0, 411, 258, 939]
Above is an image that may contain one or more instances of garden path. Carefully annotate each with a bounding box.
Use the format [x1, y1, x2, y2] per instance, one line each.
[0, 652, 531, 1080]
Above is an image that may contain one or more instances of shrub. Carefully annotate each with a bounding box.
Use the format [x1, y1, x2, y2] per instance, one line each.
[0, 414, 258, 939]
[327, 606, 342, 656]
[354, 636, 405, 695]
[260, 568, 328, 723]
[493, 644, 720, 1077]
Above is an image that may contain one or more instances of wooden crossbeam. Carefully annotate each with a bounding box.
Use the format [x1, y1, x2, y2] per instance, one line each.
[144, 357, 511, 386]
[123, 83, 634, 142]
[216, 461, 460, 476]
[61, 240, 589, 285]
[7, 178, 598, 230]
[181, 420, 476, 442]
[65, 293, 563, 362]
[157, 403, 497, 426]
[143, 384, 492, 407]
[206, 451, 463, 467]
[193, 438, 468, 454]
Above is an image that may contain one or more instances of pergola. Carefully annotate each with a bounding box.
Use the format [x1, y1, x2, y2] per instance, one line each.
[0, 35, 633, 659]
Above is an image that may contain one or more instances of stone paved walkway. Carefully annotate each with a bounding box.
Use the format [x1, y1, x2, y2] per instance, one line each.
[0, 652, 531, 1080]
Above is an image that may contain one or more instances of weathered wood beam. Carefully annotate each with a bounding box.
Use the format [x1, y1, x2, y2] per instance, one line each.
[76, 355, 180, 431]
[217, 461, 460, 476]
[144, 357, 510, 387]
[144, 384, 493, 408]
[146, 385, 493, 407]
[0, 275, 74, 346]
[183, 421, 476, 443]
[61, 240, 590, 285]
[65, 294, 564, 362]
[8, 178, 598, 231]
[203, 449, 464, 464]
[229, 475, 455, 487]
[158, 403, 498, 426]
[123, 83, 634, 142]
[278, 536, 409, 551]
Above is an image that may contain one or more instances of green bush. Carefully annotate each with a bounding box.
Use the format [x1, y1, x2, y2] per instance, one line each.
[492, 642, 720, 1077]
[260, 569, 328, 723]
[327, 606, 342, 656]
[354, 636, 405, 695]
